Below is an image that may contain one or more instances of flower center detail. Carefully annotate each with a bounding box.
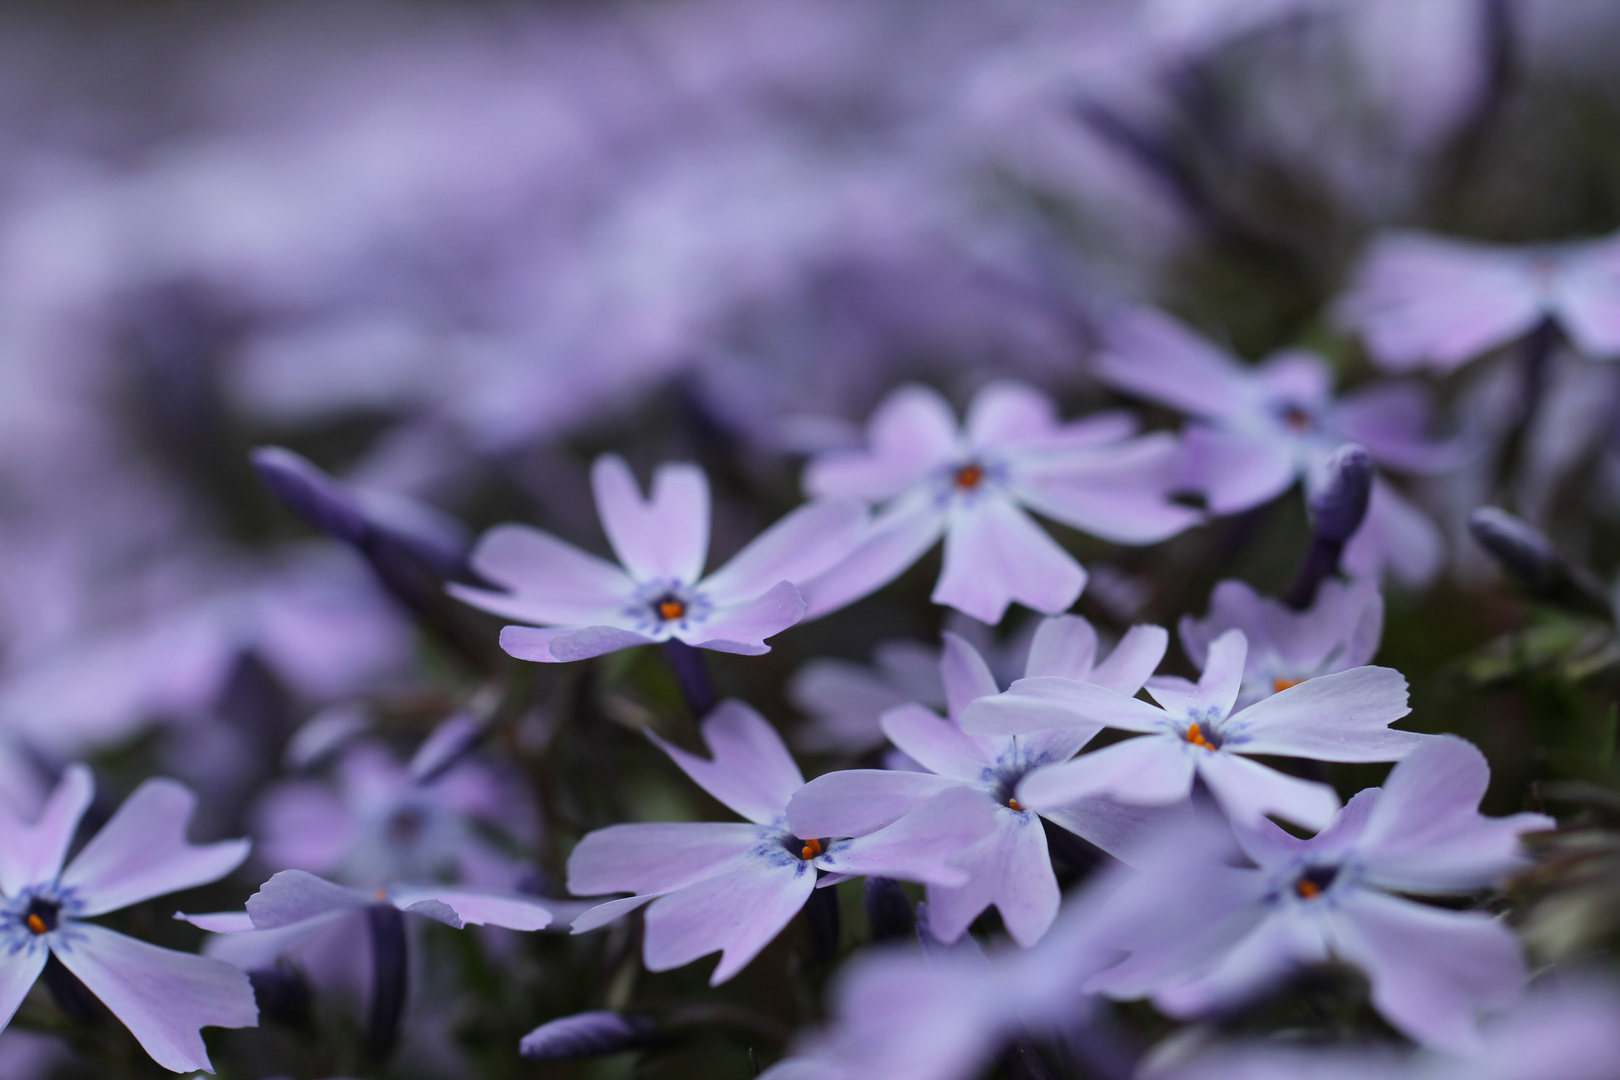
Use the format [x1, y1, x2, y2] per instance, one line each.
[1007, 797, 1023, 812]
[1294, 865, 1339, 900]
[799, 838, 823, 861]
[23, 899, 58, 936]
[654, 595, 687, 622]
[1281, 405, 1314, 433]
[953, 463, 985, 490]
[1185, 722, 1217, 749]
[1273, 677, 1304, 693]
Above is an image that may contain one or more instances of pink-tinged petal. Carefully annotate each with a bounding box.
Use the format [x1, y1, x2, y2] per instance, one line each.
[934, 498, 1085, 625]
[175, 911, 256, 934]
[1146, 628, 1245, 720]
[804, 385, 960, 501]
[1022, 616, 1099, 681]
[1180, 580, 1268, 671]
[388, 888, 552, 931]
[787, 767, 960, 839]
[1154, 909, 1329, 1018]
[1332, 382, 1462, 474]
[500, 624, 656, 663]
[1045, 409, 1141, 448]
[1017, 737, 1193, 809]
[1328, 891, 1526, 1052]
[798, 497, 945, 619]
[567, 822, 758, 896]
[246, 870, 366, 929]
[1357, 736, 1555, 893]
[643, 858, 817, 985]
[0, 764, 92, 898]
[1089, 625, 1170, 695]
[0, 946, 46, 1034]
[570, 894, 656, 934]
[61, 779, 249, 916]
[1194, 751, 1341, 830]
[1556, 238, 1620, 357]
[1223, 666, 1420, 762]
[684, 580, 806, 655]
[1178, 425, 1298, 515]
[592, 455, 710, 584]
[920, 813, 1056, 946]
[455, 524, 634, 624]
[647, 701, 803, 824]
[701, 499, 868, 606]
[939, 633, 1000, 719]
[1257, 350, 1334, 407]
[962, 677, 1167, 737]
[251, 782, 355, 875]
[1340, 478, 1445, 589]
[53, 925, 257, 1073]
[879, 703, 993, 782]
[821, 787, 1001, 887]
[1096, 308, 1255, 418]
[964, 381, 1060, 448]
[1015, 435, 1204, 544]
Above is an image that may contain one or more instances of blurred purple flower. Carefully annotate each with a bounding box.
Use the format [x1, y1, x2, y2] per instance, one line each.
[962, 628, 1421, 830]
[1338, 231, 1620, 371]
[1181, 578, 1384, 711]
[1091, 737, 1553, 1052]
[787, 617, 1170, 945]
[566, 701, 994, 984]
[452, 454, 866, 662]
[801, 380, 1199, 624]
[0, 766, 257, 1073]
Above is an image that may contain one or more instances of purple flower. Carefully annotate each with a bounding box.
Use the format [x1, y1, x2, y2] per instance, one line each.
[799, 381, 1200, 624]
[1089, 737, 1552, 1052]
[960, 628, 1423, 830]
[0, 766, 257, 1073]
[451, 454, 866, 662]
[1337, 230, 1620, 371]
[1180, 578, 1384, 712]
[566, 701, 993, 984]
[787, 617, 1170, 945]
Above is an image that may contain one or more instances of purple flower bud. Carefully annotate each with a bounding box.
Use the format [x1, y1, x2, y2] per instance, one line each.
[409, 711, 485, 785]
[1309, 444, 1373, 544]
[251, 446, 369, 546]
[1468, 507, 1563, 590]
[366, 903, 409, 1060]
[519, 1011, 661, 1061]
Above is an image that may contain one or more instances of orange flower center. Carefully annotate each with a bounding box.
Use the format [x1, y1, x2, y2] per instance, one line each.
[800, 838, 823, 861]
[25, 914, 46, 935]
[658, 599, 686, 621]
[1007, 797, 1023, 812]
[954, 464, 984, 490]
[1273, 677, 1304, 693]
[1185, 722, 1215, 749]
[1295, 879, 1322, 900]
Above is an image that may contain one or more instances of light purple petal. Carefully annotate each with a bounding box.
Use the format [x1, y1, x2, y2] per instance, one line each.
[962, 677, 1167, 737]
[571, 894, 657, 934]
[1340, 477, 1445, 589]
[592, 455, 710, 584]
[701, 499, 868, 606]
[1332, 381, 1461, 474]
[933, 498, 1086, 625]
[567, 822, 759, 896]
[246, 870, 366, 929]
[1145, 628, 1245, 720]
[0, 764, 92, 898]
[175, 911, 257, 934]
[1178, 425, 1299, 515]
[683, 580, 806, 655]
[787, 767, 961, 839]
[643, 857, 817, 985]
[0, 946, 45, 1034]
[500, 624, 656, 663]
[820, 786, 1001, 887]
[1223, 666, 1420, 761]
[939, 633, 1000, 719]
[788, 659, 915, 753]
[879, 703, 993, 782]
[1357, 736, 1555, 893]
[1154, 908, 1329, 1018]
[1194, 751, 1341, 831]
[803, 384, 960, 501]
[647, 700, 803, 824]
[454, 524, 634, 624]
[53, 925, 257, 1073]
[61, 779, 249, 916]
[931, 811, 1059, 946]
[1088, 625, 1170, 695]
[1041, 797, 1194, 864]
[964, 381, 1061, 448]
[1328, 891, 1526, 1052]
[1017, 737, 1194, 809]
[1096, 307, 1255, 418]
[1558, 237, 1620, 357]
[1022, 615, 1099, 681]
[388, 887, 553, 931]
[1015, 434, 1204, 544]
[798, 496, 945, 619]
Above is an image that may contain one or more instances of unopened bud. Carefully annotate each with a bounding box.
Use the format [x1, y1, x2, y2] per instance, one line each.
[251, 446, 368, 545]
[863, 877, 913, 943]
[1309, 444, 1373, 544]
[1468, 507, 1562, 590]
[520, 1011, 661, 1061]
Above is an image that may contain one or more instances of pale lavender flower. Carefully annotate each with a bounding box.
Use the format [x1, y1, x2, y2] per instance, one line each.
[566, 701, 994, 985]
[800, 380, 1199, 624]
[1338, 230, 1620, 371]
[961, 628, 1422, 830]
[0, 766, 257, 1073]
[1097, 307, 1450, 585]
[1090, 737, 1552, 1052]
[1180, 578, 1384, 711]
[451, 454, 866, 662]
[787, 617, 1170, 945]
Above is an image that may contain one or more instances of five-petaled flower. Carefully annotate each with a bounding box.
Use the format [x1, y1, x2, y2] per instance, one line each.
[960, 627, 1425, 830]
[451, 454, 867, 662]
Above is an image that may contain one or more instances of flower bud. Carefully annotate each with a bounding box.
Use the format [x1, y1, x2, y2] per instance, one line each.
[1309, 444, 1373, 544]
[519, 1011, 661, 1061]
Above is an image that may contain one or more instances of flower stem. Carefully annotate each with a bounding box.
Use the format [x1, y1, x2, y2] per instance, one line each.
[366, 904, 409, 1060]
[662, 640, 716, 719]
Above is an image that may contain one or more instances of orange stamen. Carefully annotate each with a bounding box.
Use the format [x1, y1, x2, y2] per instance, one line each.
[954, 464, 984, 490]
[373, 888, 389, 903]
[1295, 879, 1321, 900]
[658, 599, 686, 621]
[1273, 677, 1304, 693]
[25, 914, 46, 935]
[1008, 798, 1023, 812]
[1185, 722, 1213, 749]
[800, 838, 823, 861]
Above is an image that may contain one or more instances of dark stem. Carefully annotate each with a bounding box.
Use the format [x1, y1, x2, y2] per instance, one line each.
[42, 953, 104, 1025]
[1281, 535, 1344, 611]
[804, 881, 841, 964]
[862, 877, 914, 943]
[366, 904, 409, 1060]
[662, 639, 717, 719]
[999, 1036, 1062, 1080]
